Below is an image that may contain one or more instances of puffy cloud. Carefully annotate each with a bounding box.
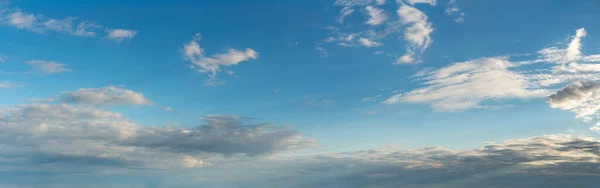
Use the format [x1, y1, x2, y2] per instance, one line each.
[106, 29, 138, 42]
[549, 82, 600, 117]
[397, 5, 428, 24]
[364, 6, 388, 26]
[0, 92, 313, 176]
[58, 86, 150, 106]
[384, 57, 550, 110]
[358, 37, 383, 47]
[26, 60, 72, 74]
[327, 0, 436, 62]
[183, 34, 259, 84]
[5, 11, 36, 29]
[548, 81, 600, 131]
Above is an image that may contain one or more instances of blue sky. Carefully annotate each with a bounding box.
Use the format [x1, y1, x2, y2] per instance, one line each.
[2, 0, 600, 187]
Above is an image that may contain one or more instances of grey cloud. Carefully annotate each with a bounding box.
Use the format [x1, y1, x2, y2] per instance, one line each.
[121, 115, 315, 156]
[548, 81, 600, 113]
[222, 135, 600, 188]
[548, 81, 600, 130]
[0, 100, 312, 174]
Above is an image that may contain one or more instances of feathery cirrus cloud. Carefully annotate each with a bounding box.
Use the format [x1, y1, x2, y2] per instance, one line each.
[0, 9, 137, 41]
[386, 28, 600, 112]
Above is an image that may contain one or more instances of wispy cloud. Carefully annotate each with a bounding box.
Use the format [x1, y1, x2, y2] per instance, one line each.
[183, 33, 259, 85]
[26, 60, 72, 74]
[385, 28, 600, 113]
[0, 9, 137, 42]
[0, 81, 17, 89]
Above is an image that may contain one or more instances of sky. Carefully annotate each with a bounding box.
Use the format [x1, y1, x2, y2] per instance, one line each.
[2, 0, 600, 187]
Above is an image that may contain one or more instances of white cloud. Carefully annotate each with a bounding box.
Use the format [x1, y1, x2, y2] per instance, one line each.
[376, 0, 386, 5]
[445, 0, 465, 23]
[384, 57, 550, 110]
[5, 11, 36, 29]
[183, 34, 259, 84]
[397, 5, 428, 24]
[566, 28, 587, 62]
[365, 6, 388, 26]
[403, 0, 437, 6]
[453, 15, 465, 23]
[445, 6, 459, 15]
[59, 86, 150, 106]
[339, 7, 355, 23]
[361, 96, 378, 102]
[397, 5, 433, 50]
[164, 106, 175, 112]
[0, 81, 16, 89]
[106, 29, 138, 42]
[358, 37, 383, 47]
[538, 28, 595, 66]
[0, 55, 6, 63]
[1, 8, 136, 40]
[26, 60, 72, 74]
[316, 46, 328, 56]
[389, 28, 600, 111]
[396, 4, 434, 64]
[74, 21, 101, 37]
[43, 17, 76, 32]
[334, 0, 378, 6]
[395, 50, 418, 64]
